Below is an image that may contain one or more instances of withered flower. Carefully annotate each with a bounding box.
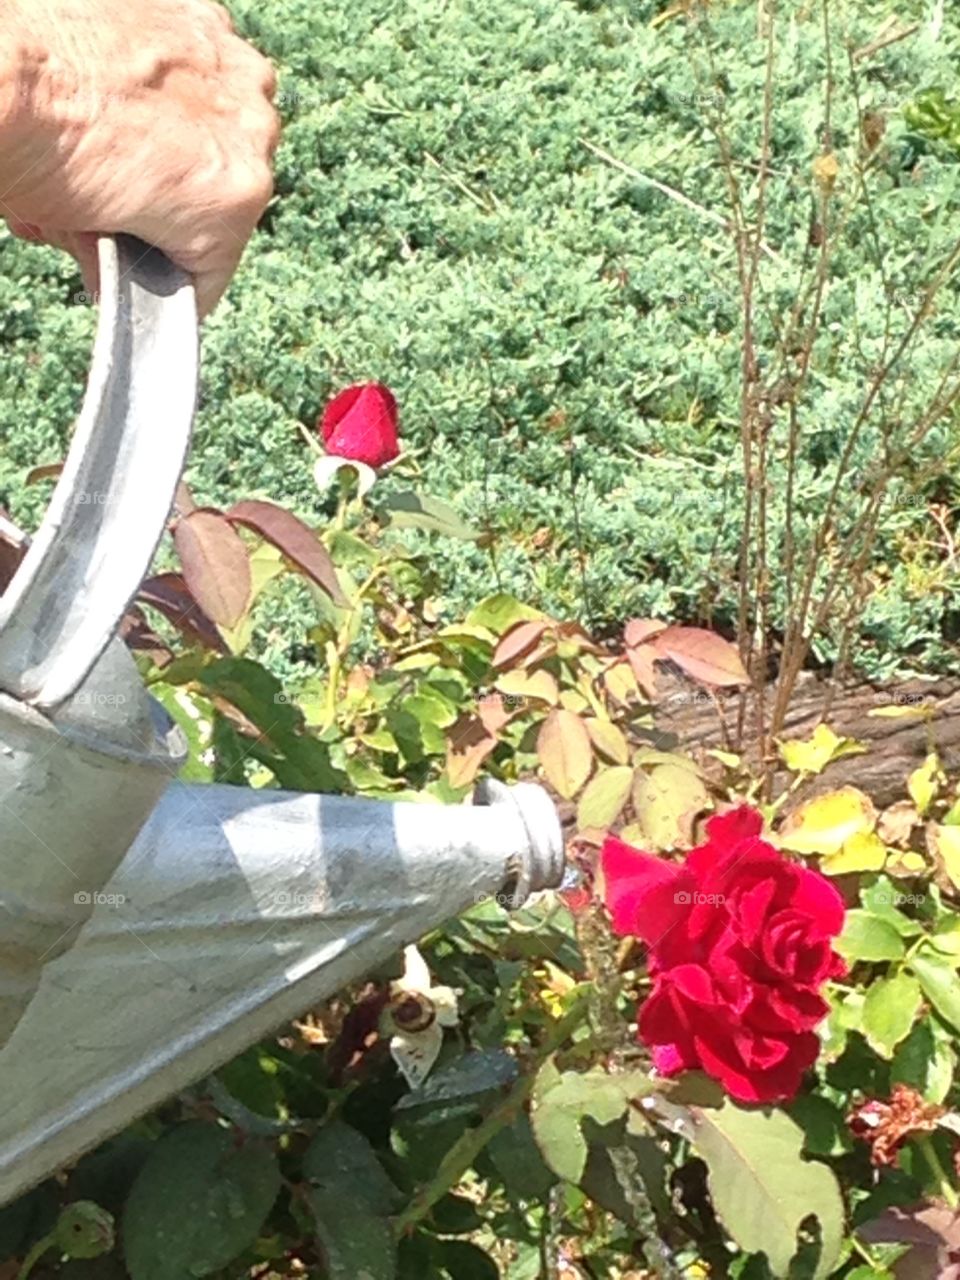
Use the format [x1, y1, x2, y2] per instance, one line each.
[848, 1084, 945, 1167]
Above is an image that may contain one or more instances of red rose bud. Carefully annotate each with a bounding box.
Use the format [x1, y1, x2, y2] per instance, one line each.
[319, 382, 400, 469]
[601, 805, 846, 1104]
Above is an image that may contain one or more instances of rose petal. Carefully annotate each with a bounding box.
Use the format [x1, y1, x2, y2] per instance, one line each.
[601, 836, 682, 939]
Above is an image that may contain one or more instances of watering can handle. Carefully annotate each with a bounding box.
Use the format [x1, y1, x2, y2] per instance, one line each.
[0, 235, 198, 709]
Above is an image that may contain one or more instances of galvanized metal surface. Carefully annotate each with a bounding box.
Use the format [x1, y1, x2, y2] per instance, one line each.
[0, 235, 197, 709]
[0, 236, 194, 1050]
[0, 779, 563, 1205]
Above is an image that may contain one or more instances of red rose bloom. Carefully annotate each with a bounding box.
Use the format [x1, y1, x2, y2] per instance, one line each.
[602, 806, 846, 1103]
[320, 382, 400, 469]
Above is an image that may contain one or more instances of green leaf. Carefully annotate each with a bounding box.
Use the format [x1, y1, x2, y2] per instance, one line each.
[303, 1122, 401, 1214]
[891, 1015, 957, 1103]
[486, 1116, 556, 1202]
[429, 1194, 483, 1235]
[835, 910, 905, 963]
[860, 973, 922, 1058]
[688, 1101, 844, 1279]
[307, 1189, 396, 1280]
[122, 1123, 280, 1280]
[859, 878, 925, 937]
[437, 1240, 499, 1280]
[580, 1118, 671, 1227]
[786, 1095, 854, 1158]
[382, 491, 477, 539]
[530, 1060, 654, 1184]
[149, 685, 215, 783]
[464, 594, 545, 634]
[909, 948, 960, 1031]
[394, 1049, 519, 1112]
[200, 658, 347, 791]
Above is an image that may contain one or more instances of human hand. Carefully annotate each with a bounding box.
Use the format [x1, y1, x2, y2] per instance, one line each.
[0, 0, 279, 316]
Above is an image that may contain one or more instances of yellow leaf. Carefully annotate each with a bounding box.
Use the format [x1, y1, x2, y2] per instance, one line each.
[495, 667, 559, 706]
[603, 660, 641, 707]
[779, 786, 877, 856]
[537, 709, 593, 799]
[812, 151, 840, 192]
[867, 701, 937, 720]
[885, 849, 927, 878]
[584, 718, 630, 765]
[559, 688, 590, 714]
[619, 822, 646, 846]
[577, 765, 634, 830]
[778, 723, 865, 776]
[633, 763, 710, 851]
[820, 830, 887, 876]
[707, 749, 742, 769]
[909, 753, 941, 816]
[929, 823, 960, 891]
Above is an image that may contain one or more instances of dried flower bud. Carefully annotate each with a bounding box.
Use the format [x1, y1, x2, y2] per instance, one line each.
[848, 1084, 944, 1167]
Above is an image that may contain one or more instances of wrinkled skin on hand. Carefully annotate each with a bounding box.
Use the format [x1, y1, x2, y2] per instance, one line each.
[0, 0, 279, 315]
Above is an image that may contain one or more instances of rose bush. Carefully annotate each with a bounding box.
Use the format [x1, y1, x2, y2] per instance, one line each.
[319, 381, 400, 469]
[602, 805, 846, 1103]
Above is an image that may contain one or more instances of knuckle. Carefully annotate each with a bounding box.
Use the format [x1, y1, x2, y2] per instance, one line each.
[231, 164, 274, 213]
[201, 0, 234, 31]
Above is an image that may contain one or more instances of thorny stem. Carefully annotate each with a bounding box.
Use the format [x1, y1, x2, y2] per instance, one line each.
[16, 1234, 55, 1280]
[390, 991, 591, 1236]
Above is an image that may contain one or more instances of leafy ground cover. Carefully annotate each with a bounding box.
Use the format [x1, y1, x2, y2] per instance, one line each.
[3, 0, 960, 679]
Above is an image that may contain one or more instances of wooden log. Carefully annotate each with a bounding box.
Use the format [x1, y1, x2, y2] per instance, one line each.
[652, 671, 960, 808]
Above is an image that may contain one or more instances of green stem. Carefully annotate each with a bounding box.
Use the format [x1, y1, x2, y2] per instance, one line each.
[917, 1134, 959, 1209]
[391, 992, 591, 1236]
[17, 1234, 55, 1280]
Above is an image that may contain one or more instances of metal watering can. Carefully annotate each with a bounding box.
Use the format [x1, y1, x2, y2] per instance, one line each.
[0, 237, 564, 1206]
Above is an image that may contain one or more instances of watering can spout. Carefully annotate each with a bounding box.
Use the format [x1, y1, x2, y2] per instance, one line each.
[0, 775, 563, 1206]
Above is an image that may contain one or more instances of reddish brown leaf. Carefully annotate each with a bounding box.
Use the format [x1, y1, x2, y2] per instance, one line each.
[138, 572, 227, 653]
[120, 607, 174, 668]
[446, 713, 499, 788]
[626, 644, 658, 698]
[624, 617, 666, 647]
[652, 626, 749, 688]
[175, 480, 198, 515]
[477, 692, 516, 735]
[491, 619, 550, 670]
[174, 508, 252, 629]
[0, 515, 27, 594]
[226, 499, 346, 606]
[25, 461, 63, 486]
[860, 1202, 960, 1279]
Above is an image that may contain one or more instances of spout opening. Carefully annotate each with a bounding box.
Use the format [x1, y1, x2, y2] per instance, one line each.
[471, 778, 564, 908]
